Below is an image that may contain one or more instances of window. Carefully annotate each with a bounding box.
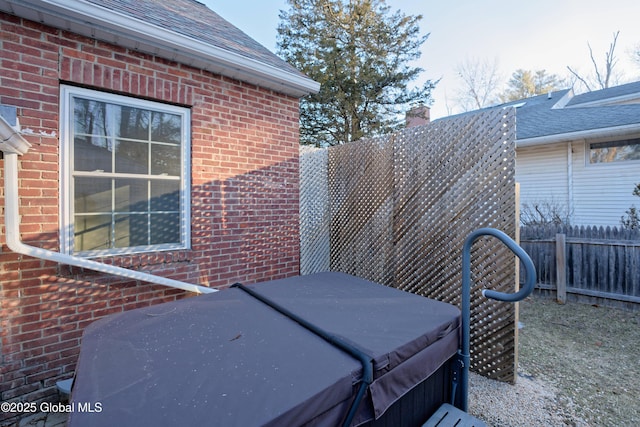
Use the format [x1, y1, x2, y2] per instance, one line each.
[60, 86, 190, 256]
[589, 138, 640, 164]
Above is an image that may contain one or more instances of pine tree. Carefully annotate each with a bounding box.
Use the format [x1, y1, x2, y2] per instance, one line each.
[277, 0, 436, 146]
[499, 69, 565, 102]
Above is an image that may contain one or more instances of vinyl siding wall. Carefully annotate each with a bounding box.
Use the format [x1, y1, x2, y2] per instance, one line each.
[571, 141, 639, 226]
[516, 140, 639, 226]
[516, 143, 570, 210]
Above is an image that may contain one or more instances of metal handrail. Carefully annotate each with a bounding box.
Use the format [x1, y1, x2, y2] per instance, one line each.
[457, 228, 537, 411]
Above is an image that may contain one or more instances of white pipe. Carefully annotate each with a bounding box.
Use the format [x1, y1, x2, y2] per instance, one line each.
[567, 142, 574, 219]
[3, 152, 216, 295]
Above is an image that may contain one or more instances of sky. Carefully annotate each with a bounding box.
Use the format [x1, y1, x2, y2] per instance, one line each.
[204, 0, 640, 119]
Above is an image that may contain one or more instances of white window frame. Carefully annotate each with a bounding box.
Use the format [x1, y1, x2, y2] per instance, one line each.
[585, 136, 640, 166]
[59, 85, 191, 257]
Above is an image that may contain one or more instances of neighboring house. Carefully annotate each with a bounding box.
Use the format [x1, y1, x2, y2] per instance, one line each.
[443, 81, 640, 227]
[0, 0, 318, 415]
[515, 81, 640, 227]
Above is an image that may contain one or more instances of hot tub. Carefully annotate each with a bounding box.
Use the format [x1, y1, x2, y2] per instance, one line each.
[68, 272, 461, 426]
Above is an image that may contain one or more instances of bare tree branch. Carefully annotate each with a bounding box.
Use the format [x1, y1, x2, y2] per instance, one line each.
[587, 42, 605, 89]
[569, 31, 620, 92]
[566, 65, 592, 92]
[454, 57, 502, 111]
[603, 31, 620, 88]
[632, 43, 640, 68]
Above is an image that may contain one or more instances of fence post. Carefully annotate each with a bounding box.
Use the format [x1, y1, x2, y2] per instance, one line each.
[556, 233, 567, 304]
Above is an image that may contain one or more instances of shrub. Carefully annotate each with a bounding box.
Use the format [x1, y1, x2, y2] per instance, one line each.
[620, 183, 640, 230]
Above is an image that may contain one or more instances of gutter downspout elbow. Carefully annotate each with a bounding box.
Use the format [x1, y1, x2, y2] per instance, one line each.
[3, 152, 216, 295]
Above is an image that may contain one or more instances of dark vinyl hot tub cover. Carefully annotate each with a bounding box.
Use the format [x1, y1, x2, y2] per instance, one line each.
[68, 272, 461, 426]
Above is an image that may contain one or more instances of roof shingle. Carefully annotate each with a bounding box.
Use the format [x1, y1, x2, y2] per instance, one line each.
[437, 82, 640, 142]
[85, 0, 304, 77]
[567, 81, 640, 106]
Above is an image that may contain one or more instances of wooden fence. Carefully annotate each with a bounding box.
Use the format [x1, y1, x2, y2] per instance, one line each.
[520, 225, 640, 306]
[300, 108, 522, 383]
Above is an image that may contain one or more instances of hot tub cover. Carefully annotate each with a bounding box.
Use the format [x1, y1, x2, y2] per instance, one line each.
[68, 272, 460, 426]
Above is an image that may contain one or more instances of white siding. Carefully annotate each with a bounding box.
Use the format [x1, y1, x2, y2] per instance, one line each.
[516, 143, 569, 208]
[571, 141, 640, 226]
[516, 140, 640, 227]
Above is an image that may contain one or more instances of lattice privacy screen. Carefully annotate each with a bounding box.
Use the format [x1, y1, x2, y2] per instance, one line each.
[300, 108, 520, 382]
[300, 146, 330, 275]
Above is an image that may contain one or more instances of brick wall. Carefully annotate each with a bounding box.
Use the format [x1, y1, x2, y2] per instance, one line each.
[0, 12, 301, 420]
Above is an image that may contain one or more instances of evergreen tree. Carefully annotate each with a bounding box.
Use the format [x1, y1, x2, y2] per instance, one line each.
[277, 0, 436, 146]
[500, 69, 565, 102]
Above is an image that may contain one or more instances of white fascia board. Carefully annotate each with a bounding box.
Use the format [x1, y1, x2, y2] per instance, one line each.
[517, 123, 640, 148]
[10, 0, 320, 97]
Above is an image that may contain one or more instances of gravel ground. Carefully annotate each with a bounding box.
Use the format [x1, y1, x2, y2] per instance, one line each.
[467, 295, 640, 427]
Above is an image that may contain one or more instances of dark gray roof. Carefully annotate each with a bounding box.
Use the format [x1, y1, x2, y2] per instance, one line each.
[437, 81, 640, 142]
[516, 104, 640, 140]
[567, 81, 640, 106]
[85, 0, 304, 77]
[496, 89, 572, 110]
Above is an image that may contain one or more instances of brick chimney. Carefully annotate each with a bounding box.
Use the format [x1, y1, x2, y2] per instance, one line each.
[405, 105, 430, 127]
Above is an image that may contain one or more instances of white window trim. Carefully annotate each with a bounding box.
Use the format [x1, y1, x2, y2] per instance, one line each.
[59, 85, 191, 257]
[584, 135, 640, 168]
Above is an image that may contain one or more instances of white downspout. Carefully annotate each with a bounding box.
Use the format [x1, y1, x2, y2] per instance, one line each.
[1, 123, 215, 295]
[567, 142, 574, 220]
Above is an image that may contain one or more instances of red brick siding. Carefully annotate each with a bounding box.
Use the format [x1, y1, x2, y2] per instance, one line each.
[0, 12, 300, 418]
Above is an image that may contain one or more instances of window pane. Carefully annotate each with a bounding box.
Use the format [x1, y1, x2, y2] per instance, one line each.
[151, 144, 181, 176]
[151, 112, 182, 143]
[590, 139, 640, 163]
[75, 178, 112, 214]
[74, 98, 113, 173]
[74, 98, 106, 136]
[150, 181, 180, 211]
[150, 213, 180, 245]
[115, 213, 149, 248]
[115, 139, 149, 174]
[75, 136, 112, 172]
[115, 179, 148, 212]
[115, 106, 149, 140]
[75, 214, 111, 251]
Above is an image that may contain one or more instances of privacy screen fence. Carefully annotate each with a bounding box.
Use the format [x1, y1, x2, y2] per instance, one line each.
[300, 108, 521, 382]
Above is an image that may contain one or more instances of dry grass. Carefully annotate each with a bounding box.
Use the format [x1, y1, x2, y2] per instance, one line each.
[518, 296, 640, 426]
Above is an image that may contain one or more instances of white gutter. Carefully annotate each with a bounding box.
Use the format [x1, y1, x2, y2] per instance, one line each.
[1, 119, 215, 295]
[516, 123, 640, 148]
[0, 113, 31, 155]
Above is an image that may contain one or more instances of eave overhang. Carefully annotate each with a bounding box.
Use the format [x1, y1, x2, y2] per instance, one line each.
[517, 123, 640, 148]
[0, 0, 320, 98]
